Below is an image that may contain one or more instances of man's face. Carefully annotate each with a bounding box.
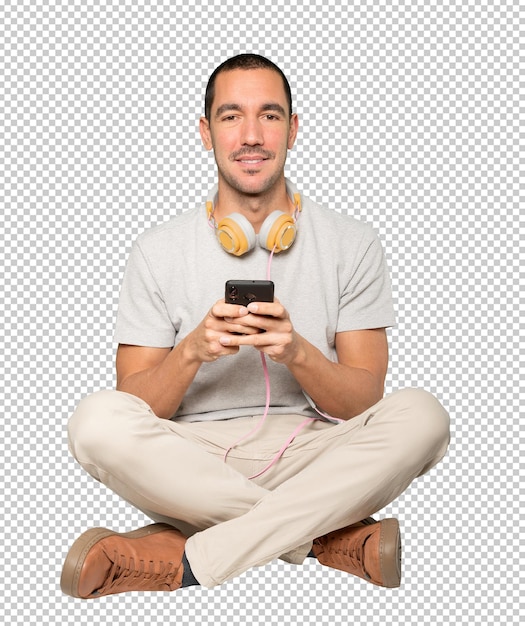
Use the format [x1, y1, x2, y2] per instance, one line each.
[200, 68, 298, 198]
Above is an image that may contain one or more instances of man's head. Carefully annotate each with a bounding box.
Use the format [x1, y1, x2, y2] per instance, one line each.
[200, 54, 298, 203]
[204, 54, 293, 121]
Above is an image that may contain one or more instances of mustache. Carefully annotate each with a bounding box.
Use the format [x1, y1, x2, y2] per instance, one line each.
[229, 147, 275, 161]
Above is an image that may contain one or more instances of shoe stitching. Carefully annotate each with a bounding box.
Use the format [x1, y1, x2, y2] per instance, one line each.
[94, 551, 180, 596]
[316, 532, 372, 580]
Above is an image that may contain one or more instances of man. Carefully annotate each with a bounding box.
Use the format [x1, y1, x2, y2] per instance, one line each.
[61, 54, 449, 598]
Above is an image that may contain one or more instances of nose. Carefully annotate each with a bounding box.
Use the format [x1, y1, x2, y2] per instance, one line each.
[240, 116, 264, 146]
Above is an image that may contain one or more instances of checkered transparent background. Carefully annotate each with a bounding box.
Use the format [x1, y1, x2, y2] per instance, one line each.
[1, 0, 522, 624]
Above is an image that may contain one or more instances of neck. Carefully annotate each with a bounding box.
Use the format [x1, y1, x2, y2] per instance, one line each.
[214, 179, 293, 233]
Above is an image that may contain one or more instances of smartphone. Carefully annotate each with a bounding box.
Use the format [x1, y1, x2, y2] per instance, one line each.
[225, 280, 274, 305]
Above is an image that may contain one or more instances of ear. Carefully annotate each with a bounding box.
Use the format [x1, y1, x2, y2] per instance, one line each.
[287, 113, 299, 150]
[199, 116, 213, 151]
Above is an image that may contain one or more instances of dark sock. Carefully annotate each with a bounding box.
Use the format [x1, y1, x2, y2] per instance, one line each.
[181, 552, 200, 587]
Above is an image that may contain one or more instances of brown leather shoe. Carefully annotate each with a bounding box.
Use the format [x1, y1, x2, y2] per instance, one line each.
[312, 518, 401, 588]
[60, 523, 186, 598]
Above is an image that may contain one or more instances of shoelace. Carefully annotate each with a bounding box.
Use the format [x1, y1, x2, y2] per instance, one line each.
[95, 552, 180, 595]
[316, 532, 372, 580]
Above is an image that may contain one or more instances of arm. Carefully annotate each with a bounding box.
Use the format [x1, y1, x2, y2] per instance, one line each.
[116, 343, 199, 419]
[116, 301, 255, 418]
[286, 327, 388, 419]
[219, 300, 388, 420]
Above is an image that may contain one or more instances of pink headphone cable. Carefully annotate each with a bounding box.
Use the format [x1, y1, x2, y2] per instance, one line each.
[223, 243, 342, 479]
[223, 247, 279, 474]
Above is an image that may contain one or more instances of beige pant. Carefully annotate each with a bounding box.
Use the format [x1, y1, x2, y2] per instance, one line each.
[68, 388, 449, 588]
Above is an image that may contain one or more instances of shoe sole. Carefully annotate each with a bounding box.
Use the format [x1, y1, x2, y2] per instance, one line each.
[60, 523, 175, 598]
[379, 518, 401, 588]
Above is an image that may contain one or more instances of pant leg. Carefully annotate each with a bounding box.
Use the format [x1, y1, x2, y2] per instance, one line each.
[69, 387, 449, 588]
[186, 388, 450, 587]
[67, 389, 271, 534]
[68, 389, 320, 557]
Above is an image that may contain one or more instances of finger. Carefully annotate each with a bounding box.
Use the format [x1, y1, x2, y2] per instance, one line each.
[238, 313, 292, 335]
[246, 301, 286, 318]
[205, 339, 239, 360]
[223, 322, 261, 335]
[213, 303, 249, 319]
[222, 316, 269, 336]
[219, 331, 278, 347]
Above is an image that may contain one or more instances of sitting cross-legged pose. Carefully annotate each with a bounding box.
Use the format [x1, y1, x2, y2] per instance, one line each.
[61, 53, 450, 598]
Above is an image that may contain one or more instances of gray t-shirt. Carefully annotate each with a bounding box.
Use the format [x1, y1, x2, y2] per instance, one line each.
[114, 179, 396, 422]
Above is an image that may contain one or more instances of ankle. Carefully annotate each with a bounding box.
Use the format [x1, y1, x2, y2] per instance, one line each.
[181, 552, 200, 587]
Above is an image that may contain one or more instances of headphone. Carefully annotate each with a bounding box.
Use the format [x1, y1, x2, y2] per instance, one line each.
[207, 193, 302, 256]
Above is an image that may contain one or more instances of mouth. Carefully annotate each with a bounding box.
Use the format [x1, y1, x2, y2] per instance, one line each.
[236, 156, 267, 165]
[231, 149, 274, 166]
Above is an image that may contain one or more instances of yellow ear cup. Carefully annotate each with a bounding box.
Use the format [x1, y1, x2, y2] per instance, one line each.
[216, 214, 256, 256]
[260, 212, 297, 252]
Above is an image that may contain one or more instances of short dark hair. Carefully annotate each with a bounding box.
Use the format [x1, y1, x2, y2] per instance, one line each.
[204, 54, 293, 120]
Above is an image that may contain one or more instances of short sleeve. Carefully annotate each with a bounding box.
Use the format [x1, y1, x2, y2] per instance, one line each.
[337, 229, 396, 331]
[113, 240, 176, 347]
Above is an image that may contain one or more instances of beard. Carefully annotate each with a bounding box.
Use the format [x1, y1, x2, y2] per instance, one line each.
[215, 148, 288, 197]
[218, 168, 284, 196]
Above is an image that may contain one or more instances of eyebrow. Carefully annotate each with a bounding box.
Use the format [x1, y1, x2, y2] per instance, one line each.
[214, 102, 287, 119]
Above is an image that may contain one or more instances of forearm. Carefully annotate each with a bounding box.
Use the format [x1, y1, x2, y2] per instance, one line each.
[116, 303, 250, 418]
[218, 302, 387, 419]
[117, 336, 201, 419]
[287, 335, 384, 420]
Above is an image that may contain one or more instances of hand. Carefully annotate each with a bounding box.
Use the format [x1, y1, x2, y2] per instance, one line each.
[219, 298, 303, 364]
[185, 299, 259, 363]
